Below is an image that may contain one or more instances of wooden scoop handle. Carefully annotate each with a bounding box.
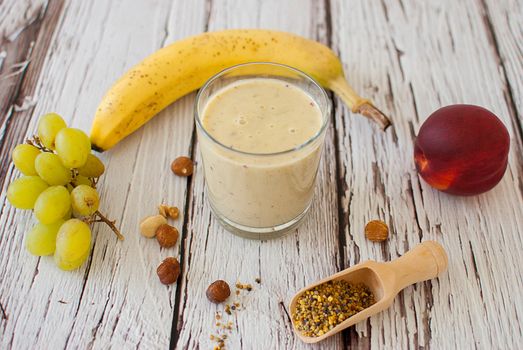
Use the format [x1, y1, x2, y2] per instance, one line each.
[387, 241, 448, 292]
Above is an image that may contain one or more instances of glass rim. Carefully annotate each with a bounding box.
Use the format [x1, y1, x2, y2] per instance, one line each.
[194, 62, 331, 157]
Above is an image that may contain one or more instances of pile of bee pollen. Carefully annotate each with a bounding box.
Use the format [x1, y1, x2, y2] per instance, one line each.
[292, 280, 375, 337]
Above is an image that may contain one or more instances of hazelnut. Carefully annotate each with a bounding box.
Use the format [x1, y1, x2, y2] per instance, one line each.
[157, 257, 180, 285]
[206, 280, 231, 304]
[156, 224, 179, 248]
[158, 204, 180, 219]
[365, 220, 389, 242]
[139, 215, 167, 238]
[171, 156, 194, 176]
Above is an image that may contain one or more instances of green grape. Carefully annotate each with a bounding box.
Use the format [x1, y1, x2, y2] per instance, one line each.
[55, 247, 90, 271]
[37, 113, 67, 149]
[25, 220, 64, 256]
[78, 154, 105, 178]
[71, 185, 99, 216]
[7, 176, 48, 209]
[55, 128, 91, 168]
[35, 152, 72, 185]
[63, 206, 73, 219]
[72, 175, 93, 187]
[12, 144, 40, 175]
[34, 186, 71, 224]
[54, 219, 91, 271]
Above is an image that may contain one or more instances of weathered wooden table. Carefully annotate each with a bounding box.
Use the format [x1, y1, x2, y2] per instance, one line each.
[1, 0, 522, 349]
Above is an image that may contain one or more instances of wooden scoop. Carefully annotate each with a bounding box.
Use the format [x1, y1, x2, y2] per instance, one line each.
[289, 241, 448, 343]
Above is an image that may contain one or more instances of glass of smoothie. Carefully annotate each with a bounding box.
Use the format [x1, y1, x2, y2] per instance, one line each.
[195, 62, 330, 239]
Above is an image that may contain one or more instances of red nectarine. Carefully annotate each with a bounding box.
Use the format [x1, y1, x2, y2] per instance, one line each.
[414, 104, 509, 196]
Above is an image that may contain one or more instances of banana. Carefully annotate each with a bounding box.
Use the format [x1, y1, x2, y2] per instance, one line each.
[90, 29, 390, 151]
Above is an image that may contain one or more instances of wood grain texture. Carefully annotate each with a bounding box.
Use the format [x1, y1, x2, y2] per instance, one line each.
[331, 0, 523, 348]
[481, 0, 523, 194]
[173, 1, 343, 349]
[0, 0, 522, 349]
[0, 0, 63, 189]
[0, 0, 203, 348]
[481, 0, 523, 121]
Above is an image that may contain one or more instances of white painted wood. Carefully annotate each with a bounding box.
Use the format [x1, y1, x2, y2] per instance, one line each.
[331, 0, 523, 348]
[0, 0, 47, 41]
[0, 0, 522, 349]
[483, 0, 523, 123]
[173, 1, 343, 349]
[0, 0, 205, 348]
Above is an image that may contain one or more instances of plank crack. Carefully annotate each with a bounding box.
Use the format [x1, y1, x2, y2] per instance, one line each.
[159, 0, 176, 48]
[170, 118, 198, 350]
[391, 41, 405, 80]
[63, 238, 99, 348]
[408, 83, 420, 123]
[406, 176, 423, 238]
[278, 301, 292, 326]
[331, 96, 349, 272]
[87, 297, 111, 348]
[203, 0, 213, 33]
[0, 300, 7, 321]
[422, 281, 434, 349]
[323, 0, 333, 48]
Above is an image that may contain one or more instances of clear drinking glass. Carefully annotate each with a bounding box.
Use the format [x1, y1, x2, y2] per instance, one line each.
[195, 62, 331, 239]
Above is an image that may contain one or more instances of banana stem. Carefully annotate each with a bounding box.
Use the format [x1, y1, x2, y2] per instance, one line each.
[329, 76, 392, 130]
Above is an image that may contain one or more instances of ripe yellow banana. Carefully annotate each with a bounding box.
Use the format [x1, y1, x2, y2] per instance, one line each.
[90, 29, 390, 151]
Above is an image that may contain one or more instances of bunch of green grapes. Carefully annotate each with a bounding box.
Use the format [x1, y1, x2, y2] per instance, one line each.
[7, 113, 122, 271]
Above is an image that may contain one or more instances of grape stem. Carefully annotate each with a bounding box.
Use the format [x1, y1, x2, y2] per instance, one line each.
[26, 136, 53, 153]
[91, 177, 99, 187]
[91, 211, 124, 240]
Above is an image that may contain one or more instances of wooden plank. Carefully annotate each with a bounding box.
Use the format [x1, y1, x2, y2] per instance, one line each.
[0, 0, 67, 347]
[0, 0, 47, 116]
[1, 0, 521, 348]
[481, 0, 523, 191]
[330, 0, 523, 348]
[0, 0, 64, 189]
[481, 0, 523, 118]
[0, 0, 205, 348]
[172, 0, 344, 349]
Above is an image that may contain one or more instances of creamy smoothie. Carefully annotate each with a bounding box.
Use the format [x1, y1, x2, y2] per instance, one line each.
[198, 76, 327, 230]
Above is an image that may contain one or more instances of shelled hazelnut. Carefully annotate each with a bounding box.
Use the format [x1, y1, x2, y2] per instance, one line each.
[171, 156, 194, 176]
[206, 280, 231, 304]
[156, 224, 179, 248]
[365, 220, 389, 242]
[157, 257, 180, 285]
